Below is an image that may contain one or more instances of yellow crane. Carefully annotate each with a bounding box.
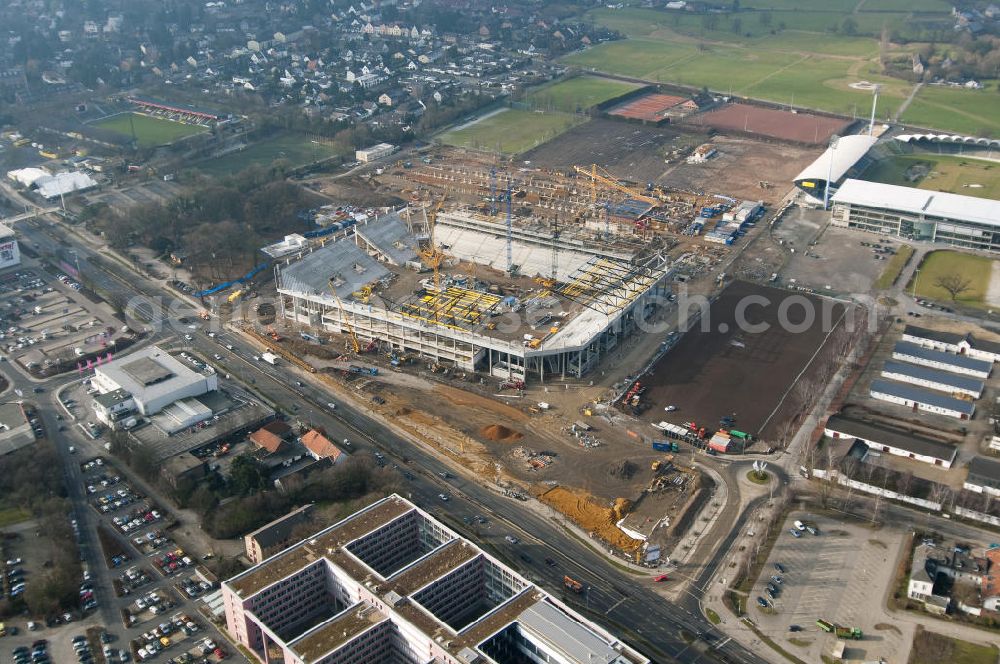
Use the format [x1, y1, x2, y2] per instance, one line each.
[573, 164, 658, 206]
[418, 198, 447, 293]
[328, 279, 361, 353]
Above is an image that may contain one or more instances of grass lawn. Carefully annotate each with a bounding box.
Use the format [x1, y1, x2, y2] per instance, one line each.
[909, 250, 994, 305]
[862, 154, 1000, 200]
[874, 244, 914, 290]
[908, 628, 998, 664]
[901, 84, 1000, 137]
[572, 5, 990, 133]
[196, 133, 342, 176]
[439, 108, 586, 154]
[524, 75, 640, 113]
[92, 112, 207, 147]
[0, 506, 31, 527]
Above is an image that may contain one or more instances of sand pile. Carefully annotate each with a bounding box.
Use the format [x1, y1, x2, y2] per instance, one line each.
[481, 424, 523, 442]
[539, 486, 643, 551]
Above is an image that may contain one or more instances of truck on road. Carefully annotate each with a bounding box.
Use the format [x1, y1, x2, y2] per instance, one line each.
[261, 351, 279, 365]
[816, 619, 862, 640]
[563, 576, 584, 593]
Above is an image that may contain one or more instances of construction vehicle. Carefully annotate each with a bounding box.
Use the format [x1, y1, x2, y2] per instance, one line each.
[418, 198, 447, 293]
[349, 365, 379, 376]
[227, 289, 243, 304]
[198, 310, 211, 320]
[652, 441, 680, 452]
[563, 576, 584, 593]
[816, 619, 862, 640]
[266, 326, 283, 342]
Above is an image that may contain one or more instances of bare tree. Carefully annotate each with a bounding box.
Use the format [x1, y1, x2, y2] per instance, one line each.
[934, 272, 973, 301]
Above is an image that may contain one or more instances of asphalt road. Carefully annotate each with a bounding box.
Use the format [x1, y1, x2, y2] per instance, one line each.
[14, 217, 774, 664]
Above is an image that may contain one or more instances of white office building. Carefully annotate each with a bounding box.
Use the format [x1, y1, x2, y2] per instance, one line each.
[92, 345, 218, 416]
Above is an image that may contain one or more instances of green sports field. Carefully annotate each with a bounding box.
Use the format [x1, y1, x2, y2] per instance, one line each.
[909, 250, 994, 305]
[567, 5, 995, 134]
[196, 133, 342, 176]
[862, 154, 1000, 200]
[439, 108, 586, 154]
[92, 113, 207, 146]
[524, 76, 641, 113]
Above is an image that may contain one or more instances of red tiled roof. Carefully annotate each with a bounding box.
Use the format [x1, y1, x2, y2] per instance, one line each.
[983, 548, 1000, 598]
[250, 428, 284, 454]
[302, 429, 343, 460]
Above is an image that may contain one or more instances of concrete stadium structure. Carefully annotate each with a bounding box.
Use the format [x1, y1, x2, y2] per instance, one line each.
[831, 179, 1000, 253]
[222, 494, 649, 664]
[276, 208, 673, 383]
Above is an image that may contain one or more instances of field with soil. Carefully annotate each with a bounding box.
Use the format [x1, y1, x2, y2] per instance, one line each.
[520, 118, 690, 184]
[640, 281, 848, 440]
[687, 103, 850, 145]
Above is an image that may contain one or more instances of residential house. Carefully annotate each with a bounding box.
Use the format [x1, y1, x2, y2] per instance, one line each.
[301, 429, 345, 463]
[243, 504, 315, 564]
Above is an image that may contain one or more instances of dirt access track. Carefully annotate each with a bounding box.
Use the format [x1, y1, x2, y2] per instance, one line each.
[640, 281, 849, 440]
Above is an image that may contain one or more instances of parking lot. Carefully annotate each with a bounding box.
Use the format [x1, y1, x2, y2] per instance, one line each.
[0, 268, 131, 374]
[750, 513, 909, 664]
[774, 216, 887, 295]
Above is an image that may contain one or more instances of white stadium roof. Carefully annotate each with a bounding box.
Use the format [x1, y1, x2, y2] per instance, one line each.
[793, 134, 878, 185]
[896, 133, 1000, 148]
[832, 179, 1000, 228]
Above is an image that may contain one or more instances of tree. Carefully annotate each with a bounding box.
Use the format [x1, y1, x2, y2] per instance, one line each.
[759, 11, 773, 27]
[731, 18, 742, 34]
[841, 17, 858, 36]
[228, 454, 268, 495]
[934, 272, 973, 301]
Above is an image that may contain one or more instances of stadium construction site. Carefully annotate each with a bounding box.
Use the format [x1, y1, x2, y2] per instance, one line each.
[275, 206, 674, 384]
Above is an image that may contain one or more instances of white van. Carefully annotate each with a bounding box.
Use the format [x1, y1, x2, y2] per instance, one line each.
[793, 520, 806, 531]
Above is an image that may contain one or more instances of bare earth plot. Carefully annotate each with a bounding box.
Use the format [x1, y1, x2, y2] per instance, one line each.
[640, 281, 848, 440]
[685, 103, 850, 145]
[520, 118, 687, 184]
[666, 135, 820, 204]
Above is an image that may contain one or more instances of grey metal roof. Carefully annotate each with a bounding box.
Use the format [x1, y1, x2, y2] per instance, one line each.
[882, 361, 984, 394]
[968, 456, 1000, 484]
[278, 241, 389, 299]
[870, 379, 975, 415]
[893, 341, 992, 374]
[354, 212, 419, 265]
[832, 178, 1000, 228]
[825, 414, 957, 462]
[516, 600, 627, 664]
[902, 325, 967, 347]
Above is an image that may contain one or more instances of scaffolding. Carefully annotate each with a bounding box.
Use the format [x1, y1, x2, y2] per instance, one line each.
[557, 257, 665, 315]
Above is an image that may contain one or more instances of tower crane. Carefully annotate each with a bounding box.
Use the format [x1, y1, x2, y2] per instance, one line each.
[328, 278, 361, 353]
[418, 198, 447, 293]
[573, 164, 658, 205]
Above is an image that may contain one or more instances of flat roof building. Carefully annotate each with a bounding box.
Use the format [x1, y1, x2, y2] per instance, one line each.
[870, 379, 975, 420]
[222, 494, 648, 664]
[831, 179, 1000, 253]
[824, 413, 958, 468]
[92, 346, 218, 415]
[355, 142, 396, 162]
[965, 456, 1000, 498]
[881, 360, 984, 399]
[892, 341, 992, 379]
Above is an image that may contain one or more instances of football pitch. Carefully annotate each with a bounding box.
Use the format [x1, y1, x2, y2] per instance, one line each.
[524, 76, 641, 113]
[92, 113, 207, 146]
[439, 108, 586, 155]
[862, 154, 1000, 201]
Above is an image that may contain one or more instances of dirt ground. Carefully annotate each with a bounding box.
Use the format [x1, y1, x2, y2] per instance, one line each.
[520, 118, 694, 184]
[301, 175, 406, 207]
[640, 281, 848, 441]
[775, 217, 887, 295]
[665, 135, 820, 205]
[686, 103, 850, 145]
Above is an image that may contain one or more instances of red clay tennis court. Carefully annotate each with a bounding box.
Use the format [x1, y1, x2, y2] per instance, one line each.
[607, 93, 688, 122]
[690, 103, 850, 144]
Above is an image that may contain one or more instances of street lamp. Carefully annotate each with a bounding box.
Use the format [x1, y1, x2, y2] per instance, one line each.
[823, 134, 840, 211]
